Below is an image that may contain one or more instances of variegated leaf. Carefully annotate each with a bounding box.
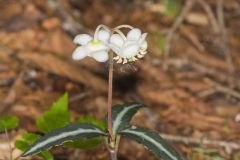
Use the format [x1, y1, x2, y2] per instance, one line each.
[22, 123, 106, 157]
[111, 103, 144, 135]
[119, 126, 182, 160]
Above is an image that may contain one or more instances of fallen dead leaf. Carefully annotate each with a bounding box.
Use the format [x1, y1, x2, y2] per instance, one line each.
[17, 52, 107, 92]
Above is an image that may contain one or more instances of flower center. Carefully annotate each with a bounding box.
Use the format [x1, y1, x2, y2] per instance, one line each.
[127, 57, 134, 62]
[87, 39, 106, 51]
[89, 39, 102, 46]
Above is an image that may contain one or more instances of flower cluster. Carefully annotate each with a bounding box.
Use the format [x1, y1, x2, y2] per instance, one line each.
[72, 25, 147, 64]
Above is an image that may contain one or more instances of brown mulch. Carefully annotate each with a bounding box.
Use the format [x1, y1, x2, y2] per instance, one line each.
[0, 0, 240, 160]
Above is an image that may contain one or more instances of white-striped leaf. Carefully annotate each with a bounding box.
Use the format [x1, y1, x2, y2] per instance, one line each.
[119, 126, 182, 160]
[22, 123, 106, 157]
[111, 103, 144, 135]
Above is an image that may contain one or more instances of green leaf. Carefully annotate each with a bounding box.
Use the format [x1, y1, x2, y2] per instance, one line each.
[0, 116, 19, 130]
[164, 0, 182, 19]
[119, 126, 182, 160]
[64, 137, 103, 149]
[22, 132, 41, 142]
[110, 103, 144, 135]
[15, 132, 41, 152]
[40, 150, 54, 160]
[22, 123, 106, 157]
[15, 132, 54, 160]
[15, 140, 29, 151]
[64, 115, 106, 149]
[76, 115, 106, 130]
[36, 93, 71, 133]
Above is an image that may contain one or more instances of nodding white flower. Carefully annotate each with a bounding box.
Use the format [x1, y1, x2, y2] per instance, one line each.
[72, 27, 111, 62]
[109, 28, 148, 64]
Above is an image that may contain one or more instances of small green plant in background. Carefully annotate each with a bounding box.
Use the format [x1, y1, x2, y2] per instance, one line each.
[19, 25, 182, 160]
[15, 93, 105, 160]
[36, 93, 70, 133]
[0, 115, 19, 160]
[0, 116, 19, 130]
[164, 0, 182, 19]
[153, 31, 166, 56]
[15, 132, 53, 160]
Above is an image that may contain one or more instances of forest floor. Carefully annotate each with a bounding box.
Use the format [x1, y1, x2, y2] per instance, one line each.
[0, 0, 240, 160]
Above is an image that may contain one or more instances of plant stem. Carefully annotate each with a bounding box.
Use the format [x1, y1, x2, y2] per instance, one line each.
[107, 51, 114, 139]
[5, 128, 12, 160]
[110, 149, 118, 160]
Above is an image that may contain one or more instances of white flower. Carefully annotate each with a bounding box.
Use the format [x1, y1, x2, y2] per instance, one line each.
[72, 28, 111, 62]
[72, 25, 148, 64]
[109, 28, 148, 64]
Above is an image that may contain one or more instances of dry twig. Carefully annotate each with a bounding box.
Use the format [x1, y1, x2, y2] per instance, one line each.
[166, 58, 240, 89]
[180, 26, 205, 52]
[164, 0, 195, 69]
[196, 0, 220, 33]
[203, 78, 240, 99]
[217, 0, 235, 75]
[0, 71, 24, 113]
[46, 0, 88, 35]
[142, 103, 240, 152]
[69, 91, 92, 103]
[160, 133, 240, 153]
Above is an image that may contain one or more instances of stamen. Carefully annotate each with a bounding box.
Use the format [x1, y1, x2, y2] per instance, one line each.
[117, 58, 122, 63]
[137, 54, 144, 58]
[132, 57, 138, 61]
[123, 58, 128, 64]
[113, 56, 120, 60]
[140, 50, 147, 55]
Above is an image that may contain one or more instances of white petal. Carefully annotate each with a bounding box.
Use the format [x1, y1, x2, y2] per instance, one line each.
[87, 42, 108, 52]
[139, 33, 148, 44]
[122, 43, 140, 58]
[97, 29, 111, 43]
[127, 28, 141, 41]
[72, 47, 88, 60]
[140, 40, 148, 50]
[74, 34, 92, 45]
[91, 51, 109, 62]
[110, 34, 124, 48]
[109, 44, 121, 55]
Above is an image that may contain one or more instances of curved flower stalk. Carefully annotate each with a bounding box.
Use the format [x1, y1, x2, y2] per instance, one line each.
[72, 25, 111, 62]
[110, 27, 148, 64]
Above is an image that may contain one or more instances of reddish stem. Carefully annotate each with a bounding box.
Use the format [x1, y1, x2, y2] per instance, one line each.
[107, 52, 114, 139]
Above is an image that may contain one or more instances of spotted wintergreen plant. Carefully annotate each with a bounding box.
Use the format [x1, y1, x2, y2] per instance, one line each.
[0, 116, 19, 131]
[21, 103, 181, 160]
[21, 24, 182, 160]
